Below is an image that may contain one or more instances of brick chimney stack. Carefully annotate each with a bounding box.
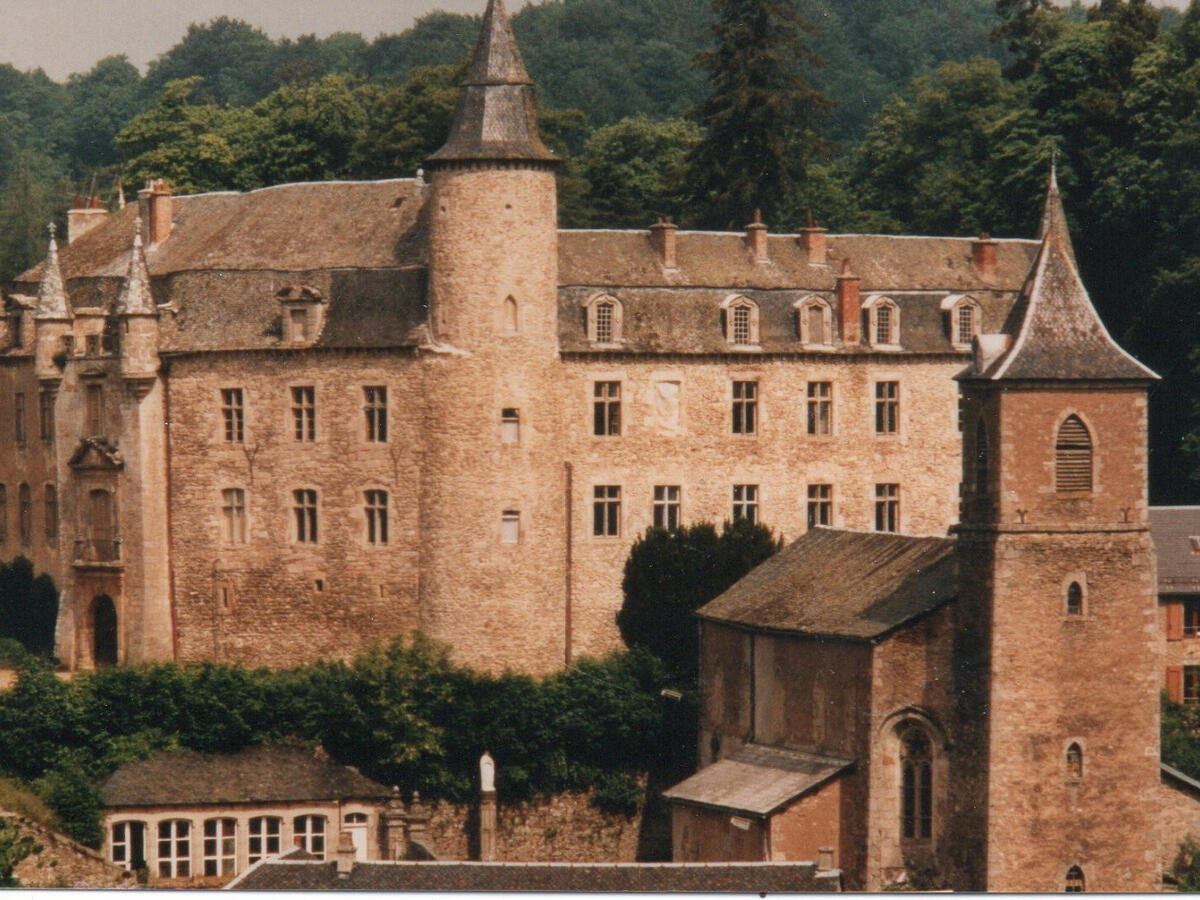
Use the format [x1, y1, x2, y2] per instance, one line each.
[67, 195, 107, 245]
[799, 210, 827, 263]
[649, 216, 678, 270]
[746, 209, 768, 263]
[972, 232, 997, 280]
[836, 257, 861, 344]
[138, 179, 173, 246]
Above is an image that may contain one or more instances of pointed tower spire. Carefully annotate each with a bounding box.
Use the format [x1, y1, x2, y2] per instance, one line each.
[116, 217, 155, 316]
[1037, 155, 1076, 267]
[35, 223, 70, 321]
[426, 0, 557, 167]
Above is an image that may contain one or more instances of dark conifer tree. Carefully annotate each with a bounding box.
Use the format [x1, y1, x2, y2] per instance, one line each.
[684, 0, 830, 229]
[993, 0, 1066, 78]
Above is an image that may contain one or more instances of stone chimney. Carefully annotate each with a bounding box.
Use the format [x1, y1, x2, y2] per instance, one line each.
[649, 216, 678, 270]
[745, 209, 768, 263]
[335, 832, 356, 877]
[799, 210, 827, 263]
[836, 257, 861, 345]
[67, 195, 107, 246]
[383, 787, 407, 860]
[972, 232, 997, 280]
[138, 179, 173, 246]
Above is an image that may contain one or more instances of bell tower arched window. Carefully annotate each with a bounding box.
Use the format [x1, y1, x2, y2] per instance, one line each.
[900, 724, 933, 841]
[1066, 582, 1083, 616]
[1066, 742, 1083, 778]
[1055, 415, 1092, 492]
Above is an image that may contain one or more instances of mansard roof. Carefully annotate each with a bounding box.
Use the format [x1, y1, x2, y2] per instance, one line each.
[698, 527, 956, 640]
[425, 0, 556, 166]
[980, 235, 1157, 382]
[100, 745, 389, 808]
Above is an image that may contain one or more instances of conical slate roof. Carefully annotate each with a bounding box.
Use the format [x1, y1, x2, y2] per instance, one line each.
[35, 224, 70, 321]
[426, 0, 557, 166]
[115, 217, 155, 316]
[1037, 160, 1077, 268]
[987, 235, 1157, 381]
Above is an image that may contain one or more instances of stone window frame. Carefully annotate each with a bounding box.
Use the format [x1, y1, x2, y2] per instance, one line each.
[794, 294, 833, 346]
[807, 483, 832, 529]
[875, 709, 949, 874]
[653, 484, 681, 531]
[1054, 412, 1094, 494]
[592, 484, 622, 538]
[1064, 740, 1084, 781]
[290, 385, 317, 443]
[156, 818, 191, 879]
[501, 295, 519, 335]
[38, 388, 54, 444]
[44, 483, 57, 542]
[363, 386, 388, 443]
[584, 293, 624, 345]
[202, 817, 237, 877]
[292, 488, 319, 544]
[501, 407, 520, 445]
[1063, 573, 1088, 619]
[221, 487, 248, 546]
[874, 380, 900, 435]
[721, 294, 761, 348]
[862, 294, 901, 349]
[874, 483, 899, 533]
[248, 816, 282, 865]
[592, 379, 622, 437]
[1065, 865, 1085, 892]
[501, 509, 520, 545]
[806, 381, 832, 436]
[940, 293, 981, 349]
[731, 379, 759, 435]
[365, 488, 389, 546]
[221, 388, 245, 444]
[293, 814, 326, 857]
[732, 483, 759, 524]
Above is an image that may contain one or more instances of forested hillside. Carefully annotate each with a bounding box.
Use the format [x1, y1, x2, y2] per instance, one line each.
[0, 0, 1196, 500]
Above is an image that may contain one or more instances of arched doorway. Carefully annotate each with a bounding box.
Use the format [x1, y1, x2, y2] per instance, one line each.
[92, 595, 117, 667]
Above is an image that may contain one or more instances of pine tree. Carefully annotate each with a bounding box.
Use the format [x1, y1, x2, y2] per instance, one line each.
[684, 0, 830, 229]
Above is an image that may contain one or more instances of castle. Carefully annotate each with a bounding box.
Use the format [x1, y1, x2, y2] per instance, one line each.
[0, 0, 1067, 675]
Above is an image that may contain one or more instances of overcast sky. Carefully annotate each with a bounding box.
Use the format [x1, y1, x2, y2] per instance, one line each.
[0, 0, 1188, 82]
[0, 0, 532, 81]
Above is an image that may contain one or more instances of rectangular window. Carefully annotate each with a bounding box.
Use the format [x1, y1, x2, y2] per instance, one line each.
[157, 819, 190, 879]
[732, 381, 757, 434]
[731, 305, 751, 344]
[806, 382, 831, 435]
[85, 384, 104, 437]
[1187, 666, 1200, 704]
[292, 386, 316, 441]
[202, 818, 237, 877]
[85, 333, 101, 356]
[111, 822, 129, 868]
[221, 389, 244, 443]
[732, 484, 758, 524]
[595, 302, 614, 343]
[957, 304, 975, 345]
[44, 485, 56, 540]
[38, 390, 53, 443]
[875, 483, 899, 532]
[364, 386, 387, 442]
[653, 485, 681, 531]
[1186, 599, 1200, 636]
[366, 489, 389, 545]
[501, 510, 520, 544]
[593, 485, 621, 537]
[875, 305, 893, 345]
[293, 815, 325, 857]
[593, 382, 621, 436]
[807, 484, 831, 529]
[290, 308, 309, 342]
[18, 484, 30, 544]
[808, 304, 827, 344]
[14, 393, 25, 447]
[875, 381, 899, 434]
[0, 485, 7, 541]
[248, 817, 281, 865]
[293, 489, 318, 543]
[221, 488, 246, 544]
[501, 408, 520, 444]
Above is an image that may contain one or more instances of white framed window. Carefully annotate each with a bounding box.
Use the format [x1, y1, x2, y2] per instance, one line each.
[248, 816, 281, 864]
[156, 819, 191, 878]
[653, 485, 681, 530]
[941, 295, 981, 348]
[221, 488, 247, 544]
[293, 815, 326, 856]
[795, 295, 832, 345]
[501, 408, 520, 444]
[111, 821, 146, 870]
[732, 484, 758, 523]
[364, 386, 387, 442]
[501, 510, 520, 544]
[202, 817, 237, 877]
[586, 294, 623, 344]
[365, 489, 388, 545]
[863, 295, 900, 347]
[293, 489, 318, 543]
[721, 295, 760, 346]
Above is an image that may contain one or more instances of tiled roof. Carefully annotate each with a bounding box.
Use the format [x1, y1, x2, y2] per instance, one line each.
[979, 236, 1157, 382]
[661, 745, 852, 816]
[1037, 163, 1077, 268]
[1150, 507, 1200, 595]
[697, 527, 956, 640]
[100, 745, 389, 808]
[228, 858, 841, 892]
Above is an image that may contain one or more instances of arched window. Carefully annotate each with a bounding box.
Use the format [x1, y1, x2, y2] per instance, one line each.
[502, 295, 518, 334]
[794, 296, 832, 345]
[1065, 865, 1085, 892]
[1055, 415, 1092, 492]
[1066, 582, 1083, 616]
[721, 295, 759, 346]
[585, 294, 623, 344]
[1066, 743, 1083, 779]
[974, 418, 988, 494]
[900, 724, 933, 841]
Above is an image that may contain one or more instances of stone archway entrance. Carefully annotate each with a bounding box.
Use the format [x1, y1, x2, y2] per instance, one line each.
[92, 595, 117, 667]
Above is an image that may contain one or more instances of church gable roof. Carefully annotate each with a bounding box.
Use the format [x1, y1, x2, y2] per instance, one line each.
[987, 235, 1156, 382]
[698, 528, 956, 640]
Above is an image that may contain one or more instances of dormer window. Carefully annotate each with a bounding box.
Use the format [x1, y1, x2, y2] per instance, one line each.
[276, 284, 326, 346]
[863, 295, 900, 348]
[721, 295, 760, 348]
[290, 308, 309, 342]
[585, 294, 623, 345]
[941, 294, 981, 348]
[795, 295, 832, 346]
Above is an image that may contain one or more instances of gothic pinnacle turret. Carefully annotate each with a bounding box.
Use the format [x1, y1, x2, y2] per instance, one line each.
[115, 217, 156, 317]
[35, 223, 71, 321]
[425, 0, 557, 167]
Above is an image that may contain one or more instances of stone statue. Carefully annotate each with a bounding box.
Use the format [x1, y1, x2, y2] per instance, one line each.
[480, 751, 495, 793]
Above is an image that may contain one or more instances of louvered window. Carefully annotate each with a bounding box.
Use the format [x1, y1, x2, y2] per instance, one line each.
[1055, 416, 1092, 492]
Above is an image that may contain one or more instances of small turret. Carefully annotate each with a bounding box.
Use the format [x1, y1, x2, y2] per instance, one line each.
[115, 217, 160, 396]
[34, 223, 72, 383]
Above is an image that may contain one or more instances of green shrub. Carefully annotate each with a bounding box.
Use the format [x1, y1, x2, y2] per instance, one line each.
[591, 771, 643, 817]
[35, 762, 102, 849]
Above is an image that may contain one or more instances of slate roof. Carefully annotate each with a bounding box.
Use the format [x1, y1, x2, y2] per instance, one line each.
[228, 856, 841, 892]
[697, 527, 956, 640]
[661, 745, 852, 816]
[1150, 507, 1200, 595]
[976, 235, 1157, 382]
[100, 746, 389, 808]
[1038, 163, 1077, 268]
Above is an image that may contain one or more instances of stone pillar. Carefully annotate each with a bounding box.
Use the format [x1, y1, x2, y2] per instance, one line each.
[480, 751, 497, 861]
[405, 792, 434, 860]
[384, 786, 407, 860]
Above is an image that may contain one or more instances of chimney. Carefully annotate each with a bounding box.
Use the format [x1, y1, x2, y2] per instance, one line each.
[745, 209, 768, 263]
[799, 210, 827, 263]
[67, 195, 107, 245]
[138, 179, 173, 246]
[972, 232, 997, 280]
[836, 257, 861, 344]
[649, 216, 677, 269]
[384, 787, 407, 860]
[335, 832, 356, 878]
